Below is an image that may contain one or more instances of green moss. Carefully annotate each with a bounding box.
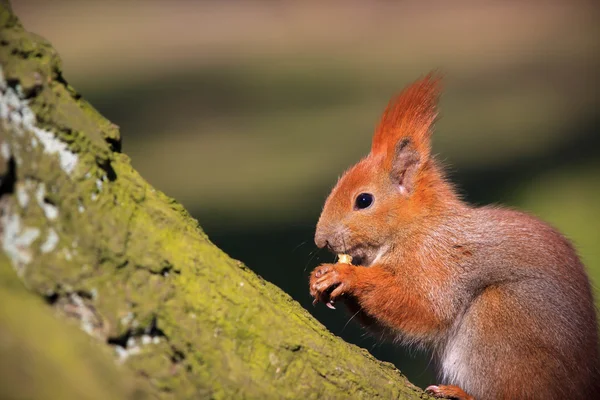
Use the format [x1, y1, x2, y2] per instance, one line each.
[0, 253, 147, 400]
[0, 3, 431, 399]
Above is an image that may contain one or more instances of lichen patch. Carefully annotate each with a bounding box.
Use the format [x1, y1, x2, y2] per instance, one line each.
[1, 208, 40, 274]
[35, 184, 58, 220]
[40, 228, 59, 253]
[1, 141, 10, 159]
[0, 65, 78, 175]
[15, 183, 29, 208]
[34, 127, 78, 174]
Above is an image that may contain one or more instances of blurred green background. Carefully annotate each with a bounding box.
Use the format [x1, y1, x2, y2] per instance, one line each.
[14, 0, 600, 389]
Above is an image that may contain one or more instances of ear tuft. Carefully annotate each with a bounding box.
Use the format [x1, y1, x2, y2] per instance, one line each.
[371, 72, 442, 161]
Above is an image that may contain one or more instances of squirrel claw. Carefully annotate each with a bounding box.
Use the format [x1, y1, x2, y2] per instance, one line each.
[326, 301, 336, 309]
[425, 386, 441, 396]
[425, 384, 474, 400]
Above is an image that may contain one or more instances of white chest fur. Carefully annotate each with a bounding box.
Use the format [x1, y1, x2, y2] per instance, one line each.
[440, 329, 472, 389]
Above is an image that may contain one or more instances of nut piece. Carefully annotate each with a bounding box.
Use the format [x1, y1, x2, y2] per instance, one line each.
[337, 254, 353, 265]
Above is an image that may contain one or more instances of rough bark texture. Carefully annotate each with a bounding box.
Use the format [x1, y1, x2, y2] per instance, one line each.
[0, 3, 430, 399]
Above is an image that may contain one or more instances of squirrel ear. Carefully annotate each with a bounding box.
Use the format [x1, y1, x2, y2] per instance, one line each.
[389, 138, 421, 194]
[370, 72, 442, 193]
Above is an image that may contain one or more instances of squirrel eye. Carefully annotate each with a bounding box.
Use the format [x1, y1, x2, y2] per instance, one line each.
[354, 193, 374, 210]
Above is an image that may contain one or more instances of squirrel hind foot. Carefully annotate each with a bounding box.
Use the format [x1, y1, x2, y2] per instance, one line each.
[425, 385, 475, 400]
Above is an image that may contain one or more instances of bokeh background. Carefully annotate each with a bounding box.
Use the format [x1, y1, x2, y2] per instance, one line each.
[14, 0, 600, 389]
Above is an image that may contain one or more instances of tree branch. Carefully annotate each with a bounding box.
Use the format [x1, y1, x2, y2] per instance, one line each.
[0, 3, 429, 399]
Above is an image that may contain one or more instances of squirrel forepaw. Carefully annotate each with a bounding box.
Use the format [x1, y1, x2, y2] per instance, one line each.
[425, 385, 475, 400]
[309, 263, 355, 308]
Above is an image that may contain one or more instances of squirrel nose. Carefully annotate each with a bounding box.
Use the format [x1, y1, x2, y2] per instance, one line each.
[314, 226, 329, 249]
[315, 233, 328, 249]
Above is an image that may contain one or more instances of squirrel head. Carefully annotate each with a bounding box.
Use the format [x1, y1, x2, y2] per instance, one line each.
[315, 73, 453, 265]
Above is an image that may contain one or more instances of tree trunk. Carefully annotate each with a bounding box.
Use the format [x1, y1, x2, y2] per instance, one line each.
[0, 2, 429, 399]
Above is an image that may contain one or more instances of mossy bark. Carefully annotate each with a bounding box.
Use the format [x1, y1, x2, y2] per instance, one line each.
[0, 3, 430, 399]
[0, 251, 148, 399]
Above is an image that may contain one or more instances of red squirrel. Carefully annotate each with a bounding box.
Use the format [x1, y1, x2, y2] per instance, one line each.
[309, 73, 600, 399]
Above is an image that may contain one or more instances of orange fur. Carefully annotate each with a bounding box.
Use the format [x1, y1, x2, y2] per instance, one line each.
[371, 72, 441, 168]
[310, 262, 444, 339]
[310, 73, 599, 399]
